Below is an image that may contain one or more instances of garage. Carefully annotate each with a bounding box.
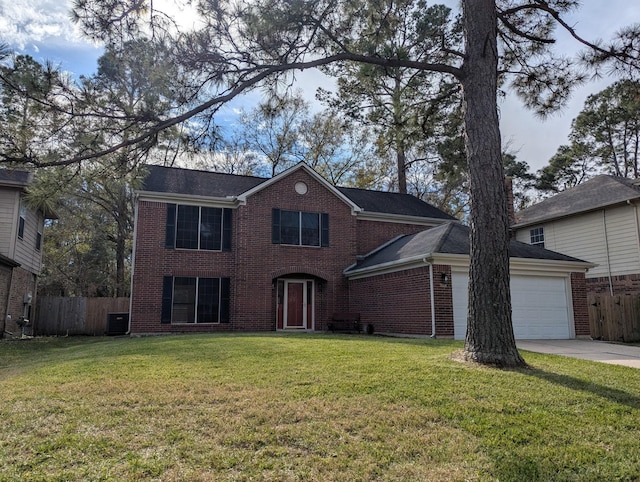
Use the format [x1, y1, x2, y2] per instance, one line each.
[452, 272, 572, 340]
[344, 222, 593, 339]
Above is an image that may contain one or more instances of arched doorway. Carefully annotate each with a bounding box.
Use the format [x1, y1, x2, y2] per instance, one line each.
[275, 278, 315, 331]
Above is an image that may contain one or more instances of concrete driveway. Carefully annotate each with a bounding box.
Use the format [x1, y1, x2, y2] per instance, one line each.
[516, 339, 640, 368]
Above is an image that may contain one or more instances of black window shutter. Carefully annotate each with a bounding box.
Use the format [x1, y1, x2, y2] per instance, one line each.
[321, 213, 329, 247]
[272, 208, 281, 244]
[165, 203, 176, 249]
[161, 276, 173, 324]
[222, 208, 232, 251]
[220, 277, 231, 323]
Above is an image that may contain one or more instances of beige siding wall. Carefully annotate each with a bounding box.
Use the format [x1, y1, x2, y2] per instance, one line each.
[0, 189, 19, 258]
[515, 204, 640, 279]
[14, 205, 44, 273]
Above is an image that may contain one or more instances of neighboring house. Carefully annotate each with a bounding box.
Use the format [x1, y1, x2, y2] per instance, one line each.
[130, 163, 592, 339]
[512, 175, 640, 296]
[345, 222, 593, 339]
[0, 169, 53, 337]
[130, 163, 455, 335]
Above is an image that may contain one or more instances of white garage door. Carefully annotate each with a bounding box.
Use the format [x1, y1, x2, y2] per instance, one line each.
[452, 272, 572, 340]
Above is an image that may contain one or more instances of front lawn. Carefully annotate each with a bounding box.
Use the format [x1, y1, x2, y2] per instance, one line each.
[1, 334, 639, 481]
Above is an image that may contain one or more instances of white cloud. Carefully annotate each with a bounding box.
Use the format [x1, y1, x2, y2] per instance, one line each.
[0, 0, 85, 49]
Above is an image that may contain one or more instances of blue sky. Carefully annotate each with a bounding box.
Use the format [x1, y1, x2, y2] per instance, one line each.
[2, 0, 639, 172]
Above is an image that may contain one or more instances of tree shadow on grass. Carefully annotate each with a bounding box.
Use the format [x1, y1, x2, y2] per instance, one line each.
[518, 366, 640, 409]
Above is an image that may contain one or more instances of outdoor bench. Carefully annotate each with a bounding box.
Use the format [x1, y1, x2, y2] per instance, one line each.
[328, 312, 361, 333]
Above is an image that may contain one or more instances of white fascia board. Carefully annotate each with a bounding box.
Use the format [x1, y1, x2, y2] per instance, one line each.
[430, 253, 470, 270]
[356, 211, 455, 226]
[136, 190, 239, 208]
[236, 162, 362, 214]
[439, 253, 594, 276]
[344, 254, 432, 280]
[508, 257, 596, 275]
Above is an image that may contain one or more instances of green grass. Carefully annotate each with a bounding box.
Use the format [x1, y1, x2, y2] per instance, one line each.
[1, 334, 639, 481]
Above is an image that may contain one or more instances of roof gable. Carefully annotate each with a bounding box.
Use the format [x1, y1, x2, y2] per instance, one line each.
[236, 163, 360, 212]
[513, 175, 640, 228]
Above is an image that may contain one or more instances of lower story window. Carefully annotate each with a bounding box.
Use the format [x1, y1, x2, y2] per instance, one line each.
[162, 276, 230, 324]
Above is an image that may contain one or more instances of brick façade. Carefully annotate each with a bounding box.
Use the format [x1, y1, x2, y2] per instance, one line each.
[130, 165, 446, 334]
[130, 164, 589, 339]
[348, 265, 454, 337]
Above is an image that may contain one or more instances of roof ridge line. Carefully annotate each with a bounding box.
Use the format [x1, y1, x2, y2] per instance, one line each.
[432, 222, 456, 253]
[358, 235, 406, 261]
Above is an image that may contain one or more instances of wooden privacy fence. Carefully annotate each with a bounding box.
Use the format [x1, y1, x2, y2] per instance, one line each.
[36, 297, 130, 336]
[588, 294, 640, 342]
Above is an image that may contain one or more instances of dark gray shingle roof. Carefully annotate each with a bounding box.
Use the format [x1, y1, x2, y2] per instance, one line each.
[142, 165, 265, 197]
[0, 169, 32, 188]
[0, 253, 20, 268]
[513, 175, 640, 228]
[348, 222, 587, 272]
[337, 187, 456, 219]
[142, 165, 455, 220]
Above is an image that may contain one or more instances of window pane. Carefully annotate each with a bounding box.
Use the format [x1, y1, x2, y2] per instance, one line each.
[176, 205, 199, 249]
[200, 207, 222, 250]
[530, 227, 544, 246]
[172, 277, 196, 323]
[301, 212, 320, 246]
[197, 278, 220, 323]
[18, 217, 25, 239]
[280, 210, 300, 245]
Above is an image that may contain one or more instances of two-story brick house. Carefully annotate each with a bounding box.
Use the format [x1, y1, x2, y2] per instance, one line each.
[129, 163, 456, 334]
[0, 169, 53, 338]
[130, 163, 593, 338]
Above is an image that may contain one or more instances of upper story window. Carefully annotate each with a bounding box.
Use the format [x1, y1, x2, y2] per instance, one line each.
[530, 227, 545, 247]
[165, 204, 232, 251]
[18, 202, 26, 239]
[35, 229, 42, 251]
[272, 208, 329, 247]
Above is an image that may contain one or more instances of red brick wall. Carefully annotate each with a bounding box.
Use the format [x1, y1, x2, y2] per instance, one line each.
[585, 273, 640, 296]
[356, 219, 436, 255]
[131, 169, 361, 334]
[236, 170, 359, 331]
[432, 265, 454, 337]
[0, 265, 11, 335]
[130, 199, 236, 334]
[130, 166, 465, 335]
[571, 272, 590, 337]
[2, 266, 36, 337]
[347, 264, 454, 337]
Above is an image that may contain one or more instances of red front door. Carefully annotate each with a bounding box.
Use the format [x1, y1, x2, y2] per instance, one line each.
[286, 282, 305, 328]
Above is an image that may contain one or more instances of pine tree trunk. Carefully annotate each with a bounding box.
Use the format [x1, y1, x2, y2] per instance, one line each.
[397, 147, 407, 194]
[460, 0, 525, 367]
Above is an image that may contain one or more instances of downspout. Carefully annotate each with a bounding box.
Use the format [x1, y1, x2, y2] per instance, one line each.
[602, 210, 614, 296]
[427, 261, 436, 338]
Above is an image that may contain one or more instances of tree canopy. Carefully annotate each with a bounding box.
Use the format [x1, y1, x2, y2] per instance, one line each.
[537, 79, 640, 192]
